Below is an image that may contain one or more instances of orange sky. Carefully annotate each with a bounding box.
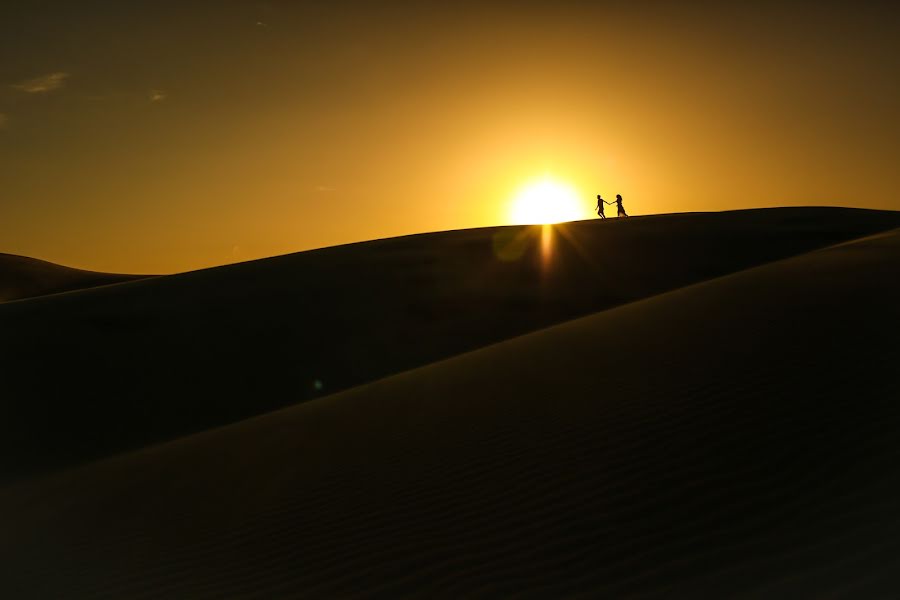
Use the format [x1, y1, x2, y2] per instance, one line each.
[2, 1, 898, 273]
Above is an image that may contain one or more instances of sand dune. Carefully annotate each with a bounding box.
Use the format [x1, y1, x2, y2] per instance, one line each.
[1, 207, 899, 482]
[2, 221, 899, 597]
[0, 253, 147, 303]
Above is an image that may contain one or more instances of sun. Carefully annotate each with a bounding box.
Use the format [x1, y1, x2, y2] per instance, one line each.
[508, 179, 587, 225]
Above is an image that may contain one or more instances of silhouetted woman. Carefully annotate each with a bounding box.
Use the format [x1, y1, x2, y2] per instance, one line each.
[615, 194, 628, 218]
[596, 195, 609, 219]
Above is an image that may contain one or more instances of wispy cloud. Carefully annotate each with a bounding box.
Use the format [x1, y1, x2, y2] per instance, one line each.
[0, 113, 7, 129]
[316, 185, 336, 192]
[12, 72, 70, 93]
[149, 89, 167, 103]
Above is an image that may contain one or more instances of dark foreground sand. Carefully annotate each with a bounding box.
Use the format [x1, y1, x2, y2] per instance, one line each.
[0, 253, 147, 302]
[2, 208, 900, 597]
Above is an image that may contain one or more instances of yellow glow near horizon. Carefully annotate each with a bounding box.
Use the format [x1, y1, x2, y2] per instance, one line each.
[508, 179, 589, 225]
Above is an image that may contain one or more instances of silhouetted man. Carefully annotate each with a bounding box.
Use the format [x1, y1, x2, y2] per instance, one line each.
[615, 194, 628, 218]
[596, 195, 611, 219]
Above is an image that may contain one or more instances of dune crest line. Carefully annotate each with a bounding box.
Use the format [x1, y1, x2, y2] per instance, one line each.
[1, 207, 899, 483]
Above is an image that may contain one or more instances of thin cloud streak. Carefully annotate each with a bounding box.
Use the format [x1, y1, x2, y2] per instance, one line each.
[12, 72, 70, 93]
[149, 89, 167, 103]
[0, 114, 7, 128]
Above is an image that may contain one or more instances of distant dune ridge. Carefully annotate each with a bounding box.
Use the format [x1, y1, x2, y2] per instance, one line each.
[2, 207, 900, 597]
[0, 252, 147, 302]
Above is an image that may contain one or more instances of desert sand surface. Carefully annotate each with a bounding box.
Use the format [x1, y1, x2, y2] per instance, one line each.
[0, 253, 147, 303]
[1, 207, 899, 483]
[2, 210, 900, 597]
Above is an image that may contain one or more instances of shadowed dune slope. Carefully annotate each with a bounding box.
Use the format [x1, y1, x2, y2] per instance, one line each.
[0, 253, 147, 302]
[2, 207, 900, 482]
[2, 227, 900, 598]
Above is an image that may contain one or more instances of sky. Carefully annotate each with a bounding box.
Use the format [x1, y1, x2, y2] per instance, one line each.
[2, 1, 898, 273]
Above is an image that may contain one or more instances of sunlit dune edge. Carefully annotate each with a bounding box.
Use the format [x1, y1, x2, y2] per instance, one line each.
[3, 222, 900, 597]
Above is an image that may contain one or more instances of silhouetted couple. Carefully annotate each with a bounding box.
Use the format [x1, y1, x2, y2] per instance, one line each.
[596, 194, 628, 219]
